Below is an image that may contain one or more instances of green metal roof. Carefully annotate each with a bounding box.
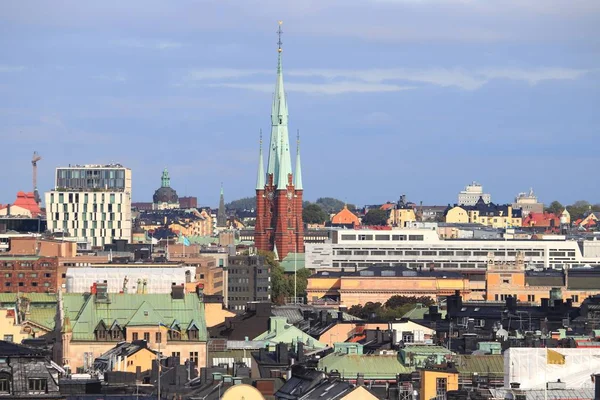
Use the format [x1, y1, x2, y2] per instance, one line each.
[454, 355, 504, 375]
[280, 253, 305, 273]
[62, 293, 207, 341]
[318, 353, 414, 380]
[402, 345, 452, 354]
[28, 308, 56, 330]
[0, 293, 57, 304]
[254, 317, 326, 349]
[401, 304, 447, 320]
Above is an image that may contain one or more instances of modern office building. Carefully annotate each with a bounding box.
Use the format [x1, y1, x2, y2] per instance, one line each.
[45, 164, 132, 247]
[305, 228, 600, 271]
[227, 255, 271, 313]
[458, 181, 491, 206]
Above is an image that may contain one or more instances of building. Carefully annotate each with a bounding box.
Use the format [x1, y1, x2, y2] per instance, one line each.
[0, 293, 57, 343]
[420, 367, 459, 400]
[0, 341, 62, 398]
[254, 24, 304, 260]
[65, 266, 195, 294]
[227, 255, 271, 312]
[484, 254, 600, 305]
[153, 168, 179, 210]
[446, 199, 522, 229]
[458, 181, 491, 206]
[138, 208, 213, 237]
[60, 286, 208, 371]
[330, 205, 360, 227]
[45, 164, 132, 248]
[92, 340, 157, 375]
[522, 212, 561, 233]
[305, 228, 600, 271]
[5, 236, 76, 258]
[306, 266, 470, 306]
[387, 195, 417, 228]
[0, 191, 42, 218]
[179, 196, 198, 209]
[513, 188, 544, 216]
[0, 256, 59, 293]
[253, 317, 327, 349]
[217, 186, 227, 228]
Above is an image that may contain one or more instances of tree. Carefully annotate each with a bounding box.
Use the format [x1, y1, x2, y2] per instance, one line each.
[545, 201, 564, 216]
[384, 295, 434, 309]
[315, 197, 345, 214]
[303, 203, 329, 224]
[259, 250, 311, 304]
[362, 209, 389, 226]
[567, 200, 591, 221]
[225, 197, 255, 211]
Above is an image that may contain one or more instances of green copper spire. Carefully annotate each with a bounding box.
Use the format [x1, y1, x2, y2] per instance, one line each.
[266, 21, 292, 189]
[294, 130, 303, 190]
[256, 131, 265, 190]
[161, 168, 170, 188]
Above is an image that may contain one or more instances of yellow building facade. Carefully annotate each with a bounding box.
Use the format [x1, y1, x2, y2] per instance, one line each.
[388, 208, 417, 228]
[420, 369, 459, 400]
[445, 206, 468, 223]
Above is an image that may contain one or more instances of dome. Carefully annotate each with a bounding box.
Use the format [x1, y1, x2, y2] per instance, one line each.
[153, 186, 178, 204]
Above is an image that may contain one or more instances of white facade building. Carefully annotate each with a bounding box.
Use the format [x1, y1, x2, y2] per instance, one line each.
[305, 228, 600, 271]
[458, 181, 491, 206]
[45, 164, 132, 248]
[65, 266, 194, 293]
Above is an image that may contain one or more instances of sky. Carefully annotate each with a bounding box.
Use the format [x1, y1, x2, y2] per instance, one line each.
[1, 0, 599, 208]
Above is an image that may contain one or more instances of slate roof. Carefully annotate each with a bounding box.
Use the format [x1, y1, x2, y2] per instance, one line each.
[525, 271, 564, 287]
[62, 293, 207, 341]
[0, 340, 47, 356]
[312, 265, 462, 279]
[317, 353, 413, 380]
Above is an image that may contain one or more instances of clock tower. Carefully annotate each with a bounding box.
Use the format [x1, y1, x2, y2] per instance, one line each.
[254, 22, 304, 260]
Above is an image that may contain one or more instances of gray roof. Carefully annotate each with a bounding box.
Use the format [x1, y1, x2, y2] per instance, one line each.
[489, 388, 595, 400]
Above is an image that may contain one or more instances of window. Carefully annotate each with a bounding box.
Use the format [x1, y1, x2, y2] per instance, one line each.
[155, 332, 162, 343]
[502, 279, 510, 284]
[188, 327, 199, 340]
[572, 295, 579, 303]
[132, 332, 139, 341]
[3, 335, 13, 342]
[528, 294, 535, 302]
[144, 332, 150, 342]
[0, 377, 8, 393]
[44, 273, 51, 278]
[4, 273, 10, 278]
[408, 235, 424, 241]
[436, 377, 447, 400]
[392, 235, 406, 241]
[190, 352, 199, 366]
[28, 378, 47, 393]
[172, 351, 180, 358]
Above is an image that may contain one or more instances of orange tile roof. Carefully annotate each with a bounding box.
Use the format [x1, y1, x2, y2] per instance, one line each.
[10, 191, 41, 217]
[331, 205, 360, 225]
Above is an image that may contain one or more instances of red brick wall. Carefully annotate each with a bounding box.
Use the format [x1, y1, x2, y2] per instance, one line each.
[0, 257, 59, 293]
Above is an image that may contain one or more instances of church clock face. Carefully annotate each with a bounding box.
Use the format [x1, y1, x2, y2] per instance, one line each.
[267, 191, 274, 200]
[287, 191, 293, 200]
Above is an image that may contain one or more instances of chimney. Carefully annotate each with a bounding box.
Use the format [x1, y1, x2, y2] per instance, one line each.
[296, 342, 305, 362]
[95, 282, 109, 303]
[594, 374, 600, 400]
[506, 296, 517, 312]
[171, 285, 185, 300]
[326, 312, 333, 326]
[258, 348, 267, 362]
[356, 373, 364, 387]
[276, 342, 288, 365]
[337, 311, 344, 322]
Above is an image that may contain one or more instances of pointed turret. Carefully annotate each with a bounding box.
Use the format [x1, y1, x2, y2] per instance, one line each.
[294, 131, 303, 191]
[161, 168, 170, 188]
[256, 132, 265, 190]
[266, 21, 292, 188]
[217, 184, 226, 227]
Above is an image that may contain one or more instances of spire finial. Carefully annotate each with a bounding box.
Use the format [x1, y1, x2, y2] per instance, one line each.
[277, 21, 283, 53]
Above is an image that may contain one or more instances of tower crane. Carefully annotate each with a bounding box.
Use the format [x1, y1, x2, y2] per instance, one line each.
[32, 151, 42, 204]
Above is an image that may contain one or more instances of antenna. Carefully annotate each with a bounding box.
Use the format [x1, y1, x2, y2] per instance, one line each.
[277, 21, 283, 52]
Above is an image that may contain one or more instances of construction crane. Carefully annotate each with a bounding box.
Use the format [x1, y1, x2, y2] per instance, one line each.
[32, 151, 42, 204]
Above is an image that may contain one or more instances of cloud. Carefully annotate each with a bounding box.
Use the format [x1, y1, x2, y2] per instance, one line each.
[188, 66, 590, 93]
[0, 65, 25, 72]
[207, 81, 413, 94]
[116, 38, 184, 50]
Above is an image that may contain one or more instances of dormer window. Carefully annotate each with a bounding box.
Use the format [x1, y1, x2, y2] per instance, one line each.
[188, 326, 199, 340]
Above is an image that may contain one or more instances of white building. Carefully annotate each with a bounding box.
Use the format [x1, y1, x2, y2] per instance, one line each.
[45, 164, 132, 248]
[513, 188, 544, 216]
[305, 228, 600, 271]
[65, 266, 194, 293]
[458, 181, 491, 206]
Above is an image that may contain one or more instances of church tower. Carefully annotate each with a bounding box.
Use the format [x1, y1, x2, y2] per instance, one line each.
[255, 22, 304, 259]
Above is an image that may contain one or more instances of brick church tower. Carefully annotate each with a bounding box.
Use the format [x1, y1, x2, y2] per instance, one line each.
[254, 22, 304, 260]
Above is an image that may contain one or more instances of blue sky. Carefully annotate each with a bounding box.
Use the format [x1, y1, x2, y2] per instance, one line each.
[1, 0, 599, 207]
